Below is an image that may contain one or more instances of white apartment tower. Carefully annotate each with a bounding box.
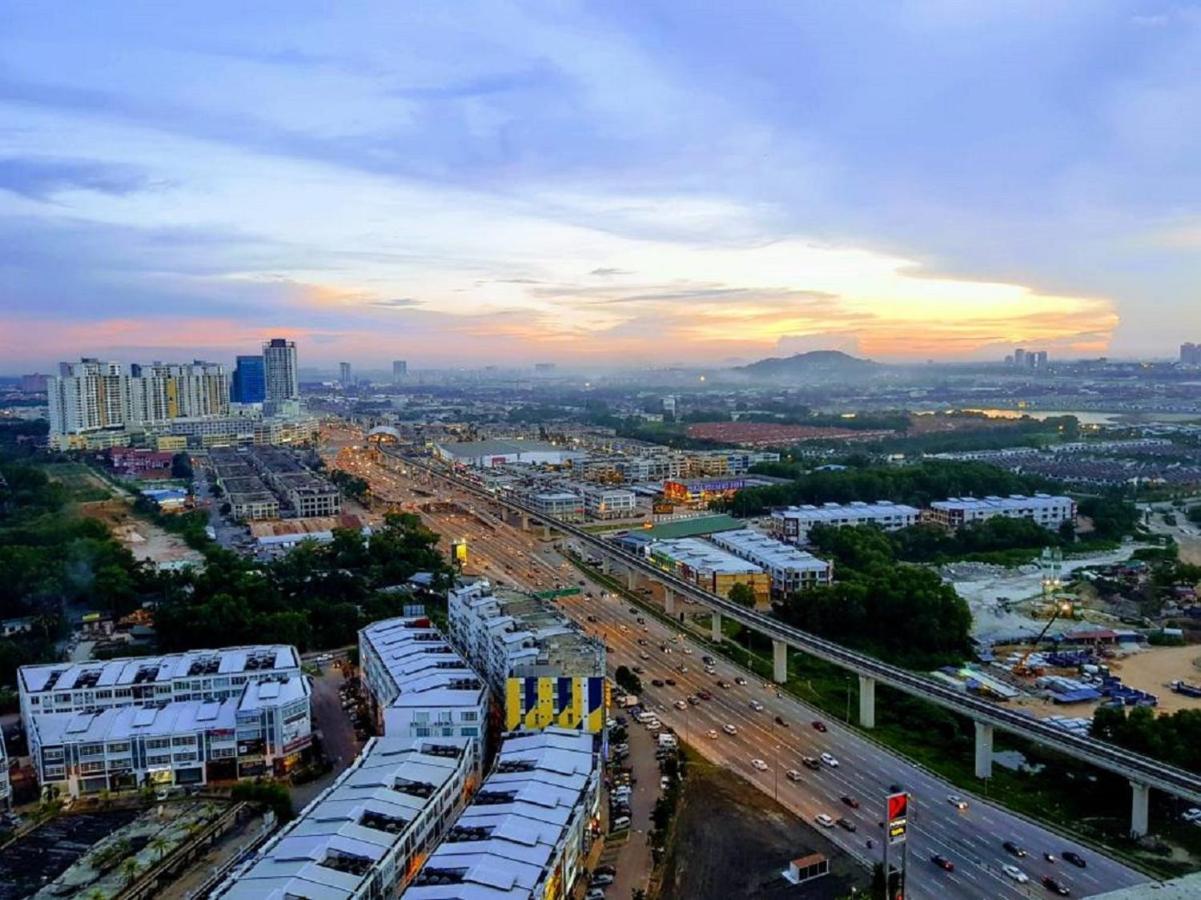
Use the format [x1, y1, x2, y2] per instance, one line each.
[263, 338, 299, 407]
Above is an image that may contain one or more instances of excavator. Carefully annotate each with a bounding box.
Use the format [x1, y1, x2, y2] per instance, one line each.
[1012, 600, 1072, 677]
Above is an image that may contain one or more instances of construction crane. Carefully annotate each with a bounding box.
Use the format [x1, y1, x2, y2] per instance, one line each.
[1013, 599, 1073, 677]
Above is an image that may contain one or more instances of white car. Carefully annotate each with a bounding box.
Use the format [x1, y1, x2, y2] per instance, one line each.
[706, 729, 719, 739]
[751, 758, 768, 771]
[815, 813, 835, 828]
[682, 647, 693, 654]
[749, 700, 764, 711]
[704, 666, 717, 675]
[820, 753, 839, 768]
[1183, 807, 1201, 823]
[1002, 864, 1028, 883]
[674, 700, 688, 710]
[723, 723, 738, 735]
[947, 794, 968, 810]
[786, 769, 803, 782]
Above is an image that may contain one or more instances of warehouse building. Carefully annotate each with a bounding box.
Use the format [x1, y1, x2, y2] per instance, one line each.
[926, 493, 1076, 531]
[434, 439, 583, 469]
[448, 581, 607, 734]
[769, 500, 920, 545]
[708, 529, 833, 597]
[215, 735, 479, 900]
[359, 617, 490, 743]
[649, 537, 771, 606]
[406, 728, 600, 900]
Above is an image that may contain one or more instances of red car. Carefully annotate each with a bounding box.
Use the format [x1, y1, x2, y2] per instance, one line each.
[812, 720, 828, 732]
[931, 855, 955, 872]
[697, 690, 713, 701]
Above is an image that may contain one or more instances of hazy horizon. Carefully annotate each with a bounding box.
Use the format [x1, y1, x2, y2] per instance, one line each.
[3, 3, 1200, 369]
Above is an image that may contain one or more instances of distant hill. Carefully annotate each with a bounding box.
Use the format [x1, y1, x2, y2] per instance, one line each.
[735, 350, 879, 380]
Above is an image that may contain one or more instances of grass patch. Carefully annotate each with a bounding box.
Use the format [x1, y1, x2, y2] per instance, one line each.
[36, 462, 115, 503]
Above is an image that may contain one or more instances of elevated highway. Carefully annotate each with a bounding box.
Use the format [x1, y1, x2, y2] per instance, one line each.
[390, 448, 1201, 836]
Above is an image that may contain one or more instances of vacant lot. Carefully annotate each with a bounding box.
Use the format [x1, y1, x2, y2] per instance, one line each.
[1109, 645, 1201, 713]
[39, 461, 117, 502]
[80, 499, 204, 569]
[659, 750, 865, 900]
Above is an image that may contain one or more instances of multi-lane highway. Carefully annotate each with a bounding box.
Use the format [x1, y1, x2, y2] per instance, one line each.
[331, 437, 1148, 897]
[572, 587, 1144, 899]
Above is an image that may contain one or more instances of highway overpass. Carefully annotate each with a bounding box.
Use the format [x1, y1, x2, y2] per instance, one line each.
[389, 448, 1201, 837]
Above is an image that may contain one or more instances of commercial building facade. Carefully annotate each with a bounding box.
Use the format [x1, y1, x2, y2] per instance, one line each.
[448, 581, 607, 734]
[708, 529, 833, 597]
[19, 645, 310, 797]
[434, 439, 582, 469]
[359, 617, 490, 742]
[769, 500, 921, 545]
[528, 491, 585, 522]
[406, 728, 601, 900]
[926, 493, 1077, 531]
[583, 487, 637, 519]
[648, 537, 771, 605]
[216, 735, 479, 900]
[230, 355, 266, 404]
[244, 445, 341, 517]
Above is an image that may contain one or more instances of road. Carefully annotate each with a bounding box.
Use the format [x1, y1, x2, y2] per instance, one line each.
[329, 436, 1148, 898]
[575, 587, 1145, 900]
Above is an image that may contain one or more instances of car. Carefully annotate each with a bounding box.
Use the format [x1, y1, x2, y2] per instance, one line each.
[687, 695, 700, 706]
[1183, 807, 1201, 823]
[682, 647, 692, 654]
[630, 608, 638, 615]
[660, 776, 672, 789]
[611, 815, 631, 831]
[651, 679, 665, 687]
[812, 720, 828, 732]
[814, 814, 835, 828]
[841, 795, 860, 809]
[636, 617, 646, 624]
[751, 758, 768, 771]
[1062, 851, 1086, 868]
[786, 769, 802, 782]
[735, 676, 748, 685]
[639, 652, 650, 660]
[586, 615, 598, 623]
[586, 889, 606, 900]
[637, 638, 648, 646]
[802, 756, 821, 770]
[1042, 876, 1070, 896]
[1002, 864, 1029, 884]
[888, 783, 905, 793]
[706, 729, 719, 739]
[931, 855, 955, 872]
[774, 715, 789, 727]
[702, 655, 715, 664]
[749, 700, 764, 711]
[1003, 841, 1028, 858]
[947, 794, 969, 810]
[820, 753, 839, 768]
[717, 680, 731, 689]
[590, 873, 615, 887]
[633, 665, 646, 673]
[674, 700, 688, 710]
[676, 664, 688, 673]
[723, 723, 738, 735]
[594, 865, 616, 877]
[1043, 852, 1057, 863]
[697, 690, 713, 700]
[836, 817, 857, 832]
[665, 678, 677, 686]
[704, 665, 717, 674]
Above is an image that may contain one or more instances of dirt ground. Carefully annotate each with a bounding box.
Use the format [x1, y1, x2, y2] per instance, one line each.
[659, 751, 865, 900]
[1108, 645, 1201, 713]
[1176, 534, 1201, 567]
[80, 500, 204, 569]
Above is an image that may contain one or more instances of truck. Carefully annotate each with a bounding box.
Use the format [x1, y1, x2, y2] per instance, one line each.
[1171, 680, 1201, 699]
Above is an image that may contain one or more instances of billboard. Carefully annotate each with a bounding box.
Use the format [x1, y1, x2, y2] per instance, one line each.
[886, 792, 909, 845]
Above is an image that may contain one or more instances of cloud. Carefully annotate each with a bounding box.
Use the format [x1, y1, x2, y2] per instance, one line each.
[589, 267, 630, 277]
[366, 297, 422, 309]
[0, 157, 154, 200]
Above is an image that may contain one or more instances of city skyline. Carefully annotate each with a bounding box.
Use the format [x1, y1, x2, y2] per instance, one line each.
[3, 3, 1200, 368]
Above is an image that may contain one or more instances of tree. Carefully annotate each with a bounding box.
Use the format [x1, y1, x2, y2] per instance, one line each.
[119, 858, 142, 887]
[727, 582, 757, 608]
[170, 452, 193, 480]
[149, 834, 171, 860]
[614, 665, 642, 695]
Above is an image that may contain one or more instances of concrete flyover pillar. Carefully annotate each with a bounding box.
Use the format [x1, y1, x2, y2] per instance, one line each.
[974, 721, 994, 780]
[626, 568, 638, 592]
[711, 610, 723, 643]
[773, 640, 788, 684]
[600, 557, 611, 576]
[519, 513, 529, 531]
[858, 674, 876, 729]
[1130, 781, 1150, 839]
[664, 589, 675, 616]
[541, 523, 551, 541]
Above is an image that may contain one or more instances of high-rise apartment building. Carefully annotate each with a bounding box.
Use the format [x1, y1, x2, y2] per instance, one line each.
[262, 338, 299, 408]
[230, 355, 266, 403]
[48, 359, 229, 449]
[339, 361, 351, 386]
[392, 359, 407, 382]
[1013, 348, 1026, 367]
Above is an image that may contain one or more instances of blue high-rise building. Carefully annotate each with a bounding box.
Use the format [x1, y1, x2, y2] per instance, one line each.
[230, 355, 266, 404]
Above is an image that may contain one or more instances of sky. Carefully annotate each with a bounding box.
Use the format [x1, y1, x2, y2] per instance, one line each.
[2, 1, 1200, 371]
